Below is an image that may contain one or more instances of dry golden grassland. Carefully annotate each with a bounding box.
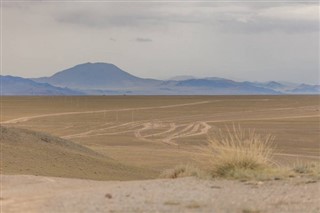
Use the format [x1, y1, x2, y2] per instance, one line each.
[1, 95, 319, 180]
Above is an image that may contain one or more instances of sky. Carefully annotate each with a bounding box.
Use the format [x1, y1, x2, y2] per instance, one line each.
[1, 0, 319, 84]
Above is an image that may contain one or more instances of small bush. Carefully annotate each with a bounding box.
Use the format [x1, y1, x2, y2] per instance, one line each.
[161, 126, 319, 181]
[292, 161, 320, 178]
[160, 164, 207, 179]
[242, 209, 261, 213]
[201, 125, 276, 179]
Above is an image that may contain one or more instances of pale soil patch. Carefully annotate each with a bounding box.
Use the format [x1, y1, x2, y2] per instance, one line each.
[1, 175, 319, 213]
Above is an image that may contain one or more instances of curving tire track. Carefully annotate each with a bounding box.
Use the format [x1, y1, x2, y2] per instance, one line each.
[1, 101, 213, 124]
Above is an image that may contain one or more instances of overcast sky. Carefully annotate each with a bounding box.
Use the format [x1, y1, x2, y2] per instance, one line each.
[1, 1, 319, 84]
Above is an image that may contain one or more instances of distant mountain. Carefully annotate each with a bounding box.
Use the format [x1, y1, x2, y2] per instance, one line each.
[287, 84, 320, 94]
[245, 81, 320, 94]
[0, 75, 83, 96]
[169, 75, 195, 81]
[33, 62, 160, 90]
[204, 77, 231, 81]
[244, 81, 287, 92]
[177, 79, 235, 88]
[175, 79, 279, 94]
[263, 81, 286, 89]
[2, 62, 319, 95]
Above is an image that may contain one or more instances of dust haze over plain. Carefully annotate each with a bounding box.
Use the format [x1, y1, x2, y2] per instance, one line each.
[1, 1, 319, 84]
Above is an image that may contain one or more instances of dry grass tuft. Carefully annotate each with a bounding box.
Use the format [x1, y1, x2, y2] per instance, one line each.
[163, 201, 180, 205]
[292, 161, 320, 178]
[185, 202, 201, 209]
[161, 126, 319, 181]
[159, 164, 208, 179]
[242, 209, 261, 213]
[201, 125, 276, 179]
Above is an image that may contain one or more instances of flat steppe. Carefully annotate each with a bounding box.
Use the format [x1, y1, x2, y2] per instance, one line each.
[1, 95, 319, 212]
[1, 96, 319, 172]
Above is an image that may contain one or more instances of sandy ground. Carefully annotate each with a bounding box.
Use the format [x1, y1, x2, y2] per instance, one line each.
[1, 96, 319, 212]
[2, 96, 319, 166]
[1, 175, 320, 213]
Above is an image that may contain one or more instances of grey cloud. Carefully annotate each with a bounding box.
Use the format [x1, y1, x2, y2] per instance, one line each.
[135, 37, 152, 42]
[192, 3, 320, 33]
[214, 17, 319, 34]
[52, 3, 319, 34]
[53, 3, 165, 29]
[55, 12, 165, 30]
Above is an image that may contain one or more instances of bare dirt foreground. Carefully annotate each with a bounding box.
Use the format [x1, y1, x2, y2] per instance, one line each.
[1, 96, 319, 212]
[2, 175, 320, 213]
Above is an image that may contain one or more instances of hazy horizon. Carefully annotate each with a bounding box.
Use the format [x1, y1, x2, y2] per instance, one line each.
[1, 1, 319, 84]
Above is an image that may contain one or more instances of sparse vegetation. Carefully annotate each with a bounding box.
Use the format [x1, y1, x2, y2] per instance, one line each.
[292, 161, 320, 178]
[163, 201, 180, 205]
[200, 125, 277, 179]
[242, 209, 261, 213]
[159, 164, 208, 179]
[160, 126, 320, 181]
[161, 126, 286, 180]
[185, 202, 201, 209]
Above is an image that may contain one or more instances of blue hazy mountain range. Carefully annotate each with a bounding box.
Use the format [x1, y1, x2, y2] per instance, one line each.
[1, 75, 84, 96]
[1, 62, 319, 95]
[288, 84, 320, 94]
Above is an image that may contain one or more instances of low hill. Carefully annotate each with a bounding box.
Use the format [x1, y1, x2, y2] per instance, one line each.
[0, 75, 83, 96]
[33, 62, 160, 90]
[168, 75, 195, 81]
[0, 126, 155, 180]
[175, 79, 279, 94]
[288, 84, 320, 94]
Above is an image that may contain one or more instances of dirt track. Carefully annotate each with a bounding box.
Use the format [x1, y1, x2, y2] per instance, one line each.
[1, 96, 319, 170]
[1, 100, 213, 125]
[3, 99, 319, 147]
[1, 96, 319, 212]
[1, 175, 319, 213]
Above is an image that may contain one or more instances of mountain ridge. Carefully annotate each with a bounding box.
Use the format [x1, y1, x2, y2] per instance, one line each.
[33, 62, 160, 90]
[0, 75, 84, 96]
[1, 62, 319, 95]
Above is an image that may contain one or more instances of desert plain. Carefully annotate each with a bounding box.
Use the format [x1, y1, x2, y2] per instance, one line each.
[1, 95, 320, 212]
